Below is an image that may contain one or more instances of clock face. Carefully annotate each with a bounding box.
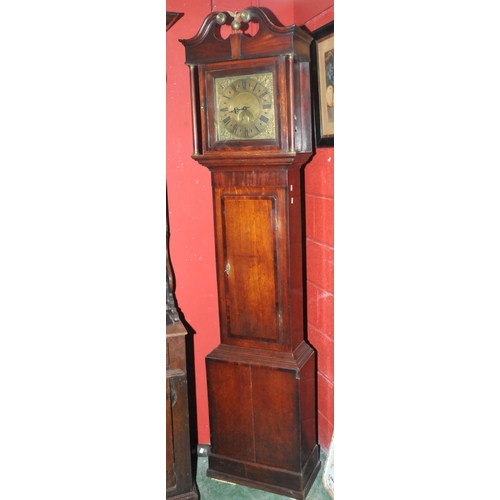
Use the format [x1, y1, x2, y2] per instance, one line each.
[215, 72, 276, 141]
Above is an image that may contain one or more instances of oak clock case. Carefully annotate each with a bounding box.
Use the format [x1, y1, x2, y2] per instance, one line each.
[181, 8, 320, 500]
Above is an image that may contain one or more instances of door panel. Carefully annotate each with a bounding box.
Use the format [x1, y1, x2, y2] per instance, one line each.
[207, 359, 255, 461]
[221, 194, 280, 342]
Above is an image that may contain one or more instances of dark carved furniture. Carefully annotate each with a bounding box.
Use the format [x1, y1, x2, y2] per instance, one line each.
[166, 218, 198, 500]
[166, 323, 198, 500]
[181, 8, 320, 499]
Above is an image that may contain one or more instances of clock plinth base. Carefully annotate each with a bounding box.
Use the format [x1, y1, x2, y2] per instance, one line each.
[206, 342, 320, 499]
[207, 446, 320, 500]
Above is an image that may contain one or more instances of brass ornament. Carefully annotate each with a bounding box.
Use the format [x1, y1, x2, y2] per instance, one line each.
[240, 10, 251, 23]
[215, 10, 252, 32]
[215, 12, 227, 25]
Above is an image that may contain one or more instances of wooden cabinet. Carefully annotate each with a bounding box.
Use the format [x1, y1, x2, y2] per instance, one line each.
[166, 192, 197, 500]
[166, 324, 198, 500]
[181, 8, 320, 499]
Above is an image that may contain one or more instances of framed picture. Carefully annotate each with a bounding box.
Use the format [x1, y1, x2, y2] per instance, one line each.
[311, 21, 334, 147]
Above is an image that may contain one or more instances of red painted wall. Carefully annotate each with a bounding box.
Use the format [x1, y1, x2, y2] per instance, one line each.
[166, 0, 216, 446]
[167, 0, 334, 449]
[303, 5, 334, 451]
[295, 0, 334, 27]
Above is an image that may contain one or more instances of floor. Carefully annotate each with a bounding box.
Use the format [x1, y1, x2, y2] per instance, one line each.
[195, 450, 333, 500]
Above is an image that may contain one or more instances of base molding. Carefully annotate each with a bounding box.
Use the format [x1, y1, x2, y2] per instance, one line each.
[165, 485, 199, 500]
[207, 445, 320, 500]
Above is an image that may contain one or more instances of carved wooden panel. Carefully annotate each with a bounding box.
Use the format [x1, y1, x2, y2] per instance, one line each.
[166, 378, 176, 490]
[166, 331, 198, 500]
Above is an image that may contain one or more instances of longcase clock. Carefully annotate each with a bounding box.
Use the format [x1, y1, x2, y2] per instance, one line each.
[181, 8, 320, 499]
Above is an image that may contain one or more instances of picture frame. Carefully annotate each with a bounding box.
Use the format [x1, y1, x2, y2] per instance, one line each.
[311, 20, 334, 147]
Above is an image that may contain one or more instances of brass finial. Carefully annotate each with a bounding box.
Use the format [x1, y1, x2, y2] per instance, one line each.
[215, 10, 252, 33]
[240, 10, 251, 23]
[215, 12, 227, 25]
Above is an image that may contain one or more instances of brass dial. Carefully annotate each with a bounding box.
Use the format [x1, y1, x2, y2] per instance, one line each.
[215, 72, 276, 141]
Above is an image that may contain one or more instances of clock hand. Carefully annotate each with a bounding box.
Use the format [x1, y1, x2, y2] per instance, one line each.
[231, 106, 249, 114]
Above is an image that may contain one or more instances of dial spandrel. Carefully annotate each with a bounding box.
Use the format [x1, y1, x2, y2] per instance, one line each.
[215, 72, 276, 141]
